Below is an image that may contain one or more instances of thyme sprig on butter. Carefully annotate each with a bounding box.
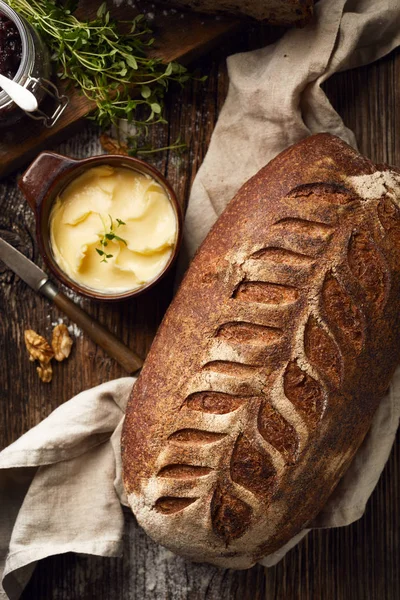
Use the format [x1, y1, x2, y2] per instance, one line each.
[7, 0, 194, 137]
[96, 214, 126, 263]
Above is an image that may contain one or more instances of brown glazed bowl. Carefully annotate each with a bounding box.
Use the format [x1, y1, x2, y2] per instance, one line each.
[19, 152, 183, 301]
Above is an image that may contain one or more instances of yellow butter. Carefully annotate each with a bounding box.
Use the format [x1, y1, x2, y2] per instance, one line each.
[49, 166, 177, 293]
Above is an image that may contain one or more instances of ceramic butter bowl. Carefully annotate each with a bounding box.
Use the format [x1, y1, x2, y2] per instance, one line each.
[19, 152, 183, 301]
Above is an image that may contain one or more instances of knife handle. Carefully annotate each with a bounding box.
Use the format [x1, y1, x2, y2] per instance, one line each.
[41, 282, 143, 374]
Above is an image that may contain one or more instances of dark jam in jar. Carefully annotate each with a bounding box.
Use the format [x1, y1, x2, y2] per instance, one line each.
[0, 12, 22, 79]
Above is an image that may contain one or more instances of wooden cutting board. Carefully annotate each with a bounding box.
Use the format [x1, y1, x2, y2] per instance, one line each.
[0, 1, 239, 179]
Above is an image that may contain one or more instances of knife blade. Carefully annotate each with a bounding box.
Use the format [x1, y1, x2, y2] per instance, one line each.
[0, 236, 143, 374]
[0, 237, 50, 293]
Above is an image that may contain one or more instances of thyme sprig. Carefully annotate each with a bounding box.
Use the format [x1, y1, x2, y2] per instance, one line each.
[7, 0, 193, 131]
[127, 134, 187, 156]
[96, 214, 126, 263]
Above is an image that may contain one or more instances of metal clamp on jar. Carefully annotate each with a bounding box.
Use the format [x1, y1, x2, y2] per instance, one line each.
[0, 0, 68, 127]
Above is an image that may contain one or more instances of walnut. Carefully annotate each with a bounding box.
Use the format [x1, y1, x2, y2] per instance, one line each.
[37, 362, 53, 383]
[24, 330, 54, 364]
[24, 325, 73, 383]
[99, 133, 129, 156]
[52, 324, 73, 361]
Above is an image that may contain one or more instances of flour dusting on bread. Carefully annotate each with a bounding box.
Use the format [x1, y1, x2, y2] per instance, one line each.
[346, 170, 400, 202]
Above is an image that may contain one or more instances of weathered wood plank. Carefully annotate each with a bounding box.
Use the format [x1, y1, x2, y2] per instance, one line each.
[0, 1, 239, 180]
[0, 22, 398, 600]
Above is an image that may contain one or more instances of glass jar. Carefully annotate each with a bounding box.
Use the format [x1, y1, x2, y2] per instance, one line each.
[0, 0, 68, 127]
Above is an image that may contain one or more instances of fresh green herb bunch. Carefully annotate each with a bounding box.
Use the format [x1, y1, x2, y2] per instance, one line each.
[96, 214, 127, 263]
[7, 0, 191, 129]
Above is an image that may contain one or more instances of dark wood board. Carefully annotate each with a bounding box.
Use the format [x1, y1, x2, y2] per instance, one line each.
[0, 0, 239, 179]
[0, 20, 399, 600]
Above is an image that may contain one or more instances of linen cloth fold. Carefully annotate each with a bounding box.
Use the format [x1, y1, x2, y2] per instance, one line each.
[2, 0, 400, 597]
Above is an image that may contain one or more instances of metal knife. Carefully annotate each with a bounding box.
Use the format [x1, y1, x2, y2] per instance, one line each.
[0, 236, 143, 374]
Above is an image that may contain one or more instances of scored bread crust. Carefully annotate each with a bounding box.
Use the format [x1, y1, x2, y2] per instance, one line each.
[156, 0, 314, 25]
[122, 134, 400, 569]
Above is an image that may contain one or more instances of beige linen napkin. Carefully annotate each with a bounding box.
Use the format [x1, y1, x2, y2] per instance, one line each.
[2, 0, 400, 597]
[0, 379, 133, 600]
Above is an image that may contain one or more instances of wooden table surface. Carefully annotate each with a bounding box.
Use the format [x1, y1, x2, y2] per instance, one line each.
[0, 21, 399, 600]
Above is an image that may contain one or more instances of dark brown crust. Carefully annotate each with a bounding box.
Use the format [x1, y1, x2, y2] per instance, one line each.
[122, 133, 400, 568]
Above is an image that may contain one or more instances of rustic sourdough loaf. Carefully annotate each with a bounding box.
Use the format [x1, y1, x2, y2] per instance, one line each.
[122, 134, 400, 569]
[157, 0, 314, 24]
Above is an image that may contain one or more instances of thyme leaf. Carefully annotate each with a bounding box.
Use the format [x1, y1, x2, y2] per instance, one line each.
[97, 213, 127, 263]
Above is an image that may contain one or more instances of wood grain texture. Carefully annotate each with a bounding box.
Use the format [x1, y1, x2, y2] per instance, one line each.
[0, 0, 239, 179]
[0, 21, 398, 600]
[51, 290, 144, 374]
